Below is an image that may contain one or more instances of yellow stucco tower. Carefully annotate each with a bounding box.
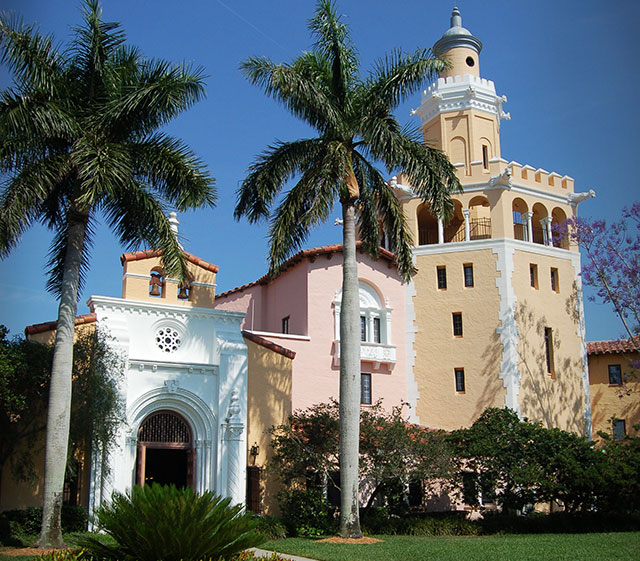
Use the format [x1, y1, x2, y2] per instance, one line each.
[398, 8, 594, 435]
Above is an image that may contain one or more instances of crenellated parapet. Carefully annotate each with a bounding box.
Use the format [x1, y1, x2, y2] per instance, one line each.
[507, 161, 574, 194]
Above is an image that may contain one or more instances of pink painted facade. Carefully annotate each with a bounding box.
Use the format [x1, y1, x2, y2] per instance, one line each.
[215, 246, 408, 412]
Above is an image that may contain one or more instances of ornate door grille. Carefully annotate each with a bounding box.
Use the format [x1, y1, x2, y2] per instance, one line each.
[139, 411, 191, 443]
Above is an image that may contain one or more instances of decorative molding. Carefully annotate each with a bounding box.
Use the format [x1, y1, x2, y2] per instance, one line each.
[129, 358, 217, 375]
[405, 277, 420, 424]
[413, 237, 576, 259]
[332, 340, 396, 366]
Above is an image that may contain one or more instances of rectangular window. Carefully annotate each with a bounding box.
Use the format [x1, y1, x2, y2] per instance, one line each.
[463, 264, 474, 287]
[453, 313, 463, 337]
[454, 368, 466, 392]
[437, 266, 447, 289]
[360, 316, 367, 342]
[608, 364, 622, 385]
[282, 316, 289, 334]
[482, 145, 489, 169]
[550, 268, 559, 293]
[361, 373, 372, 405]
[613, 419, 626, 440]
[530, 264, 538, 289]
[544, 327, 555, 377]
[373, 317, 381, 343]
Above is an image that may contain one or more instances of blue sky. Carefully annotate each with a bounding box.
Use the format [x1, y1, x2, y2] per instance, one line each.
[0, 0, 638, 341]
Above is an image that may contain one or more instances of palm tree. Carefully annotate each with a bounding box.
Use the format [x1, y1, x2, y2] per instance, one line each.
[0, 0, 215, 547]
[235, 0, 460, 538]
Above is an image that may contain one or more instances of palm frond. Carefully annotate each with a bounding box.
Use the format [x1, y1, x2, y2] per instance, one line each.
[102, 56, 207, 139]
[308, 0, 358, 102]
[235, 138, 326, 223]
[0, 12, 62, 95]
[101, 182, 190, 283]
[45, 211, 94, 297]
[363, 47, 447, 113]
[353, 153, 415, 281]
[266, 142, 345, 272]
[0, 154, 71, 256]
[240, 54, 339, 134]
[129, 133, 216, 210]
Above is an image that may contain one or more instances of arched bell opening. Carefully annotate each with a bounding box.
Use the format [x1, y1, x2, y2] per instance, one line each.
[136, 410, 195, 488]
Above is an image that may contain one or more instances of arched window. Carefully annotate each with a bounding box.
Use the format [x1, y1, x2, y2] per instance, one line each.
[468, 196, 491, 240]
[531, 203, 548, 245]
[512, 198, 528, 241]
[417, 203, 438, 245]
[334, 281, 392, 345]
[551, 207, 569, 249]
[149, 267, 164, 297]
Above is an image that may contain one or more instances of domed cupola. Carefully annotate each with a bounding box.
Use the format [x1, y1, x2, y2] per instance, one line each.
[433, 7, 483, 78]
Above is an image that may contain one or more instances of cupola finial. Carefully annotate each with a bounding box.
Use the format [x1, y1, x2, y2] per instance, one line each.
[451, 7, 462, 28]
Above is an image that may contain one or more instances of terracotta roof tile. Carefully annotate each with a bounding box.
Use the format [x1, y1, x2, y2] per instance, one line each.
[25, 313, 97, 336]
[120, 249, 219, 273]
[216, 243, 397, 299]
[587, 336, 640, 355]
[242, 330, 296, 360]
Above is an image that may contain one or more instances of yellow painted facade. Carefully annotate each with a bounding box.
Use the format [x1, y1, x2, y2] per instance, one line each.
[244, 337, 293, 515]
[403, 8, 591, 435]
[121, 253, 217, 308]
[588, 350, 640, 439]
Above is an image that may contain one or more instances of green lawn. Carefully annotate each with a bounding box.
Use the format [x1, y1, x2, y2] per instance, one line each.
[262, 532, 640, 561]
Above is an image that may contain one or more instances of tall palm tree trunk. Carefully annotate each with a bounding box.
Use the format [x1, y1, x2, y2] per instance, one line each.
[338, 200, 363, 538]
[37, 215, 87, 549]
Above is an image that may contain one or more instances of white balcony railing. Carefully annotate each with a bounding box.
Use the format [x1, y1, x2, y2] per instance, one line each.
[332, 340, 396, 367]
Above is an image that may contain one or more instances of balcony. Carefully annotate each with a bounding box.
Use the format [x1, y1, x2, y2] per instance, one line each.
[418, 218, 492, 245]
[332, 340, 396, 368]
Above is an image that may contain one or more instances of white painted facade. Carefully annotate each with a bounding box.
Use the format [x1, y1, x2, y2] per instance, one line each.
[87, 295, 247, 517]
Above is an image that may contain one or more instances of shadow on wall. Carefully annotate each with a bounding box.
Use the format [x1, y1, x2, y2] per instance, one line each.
[471, 329, 507, 422]
[515, 291, 587, 435]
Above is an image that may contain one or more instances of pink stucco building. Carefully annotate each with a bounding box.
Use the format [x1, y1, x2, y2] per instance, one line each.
[215, 244, 409, 413]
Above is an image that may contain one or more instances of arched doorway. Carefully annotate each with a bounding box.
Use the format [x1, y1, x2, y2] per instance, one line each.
[136, 410, 195, 488]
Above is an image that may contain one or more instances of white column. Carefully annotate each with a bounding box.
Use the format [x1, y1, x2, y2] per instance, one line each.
[437, 217, 444, 244]
[224, 390, 244, 506]
[463, 209, 471, 242]
[541, 217, 552, 246]
[524, 211, 533, 242]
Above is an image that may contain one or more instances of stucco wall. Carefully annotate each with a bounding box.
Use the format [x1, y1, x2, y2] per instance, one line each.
[245, 338, 293, 515]
[412, 247, 504, 430]
[513, 249, 588, 434]
[588, 352, 640, 439]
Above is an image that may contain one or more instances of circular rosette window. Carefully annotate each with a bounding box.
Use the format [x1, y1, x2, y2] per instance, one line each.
[155, 326, 182, 353]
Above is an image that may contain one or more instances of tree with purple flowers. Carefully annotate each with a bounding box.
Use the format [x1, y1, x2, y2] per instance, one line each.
[560, 203, 639, 350]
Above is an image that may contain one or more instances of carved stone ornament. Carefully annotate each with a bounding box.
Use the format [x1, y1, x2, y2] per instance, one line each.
[489, 167, 513, 188]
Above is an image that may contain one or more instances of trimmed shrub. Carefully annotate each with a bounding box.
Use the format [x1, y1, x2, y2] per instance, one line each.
[75, 484, 264, 561]
[0, 505, 88, 546]
[253, 515, 287, 540]
[277, 488, 336, 537]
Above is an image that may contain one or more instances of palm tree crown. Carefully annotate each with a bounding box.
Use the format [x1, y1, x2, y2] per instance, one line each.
[236, 0, 460, 281]
[235, 0, 461, 539]
[0, 0, 215, 547]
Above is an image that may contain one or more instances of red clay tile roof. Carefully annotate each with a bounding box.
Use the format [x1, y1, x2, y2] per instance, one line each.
[216, 243, 396, 299]
[25, 313, 97, 336]
[587, 336, 640, 355]
[242, 330, 296, 360]
[120, 249, 219, 273]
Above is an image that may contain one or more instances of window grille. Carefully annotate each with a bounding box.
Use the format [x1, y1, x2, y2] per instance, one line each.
[139, 411, 191, 443]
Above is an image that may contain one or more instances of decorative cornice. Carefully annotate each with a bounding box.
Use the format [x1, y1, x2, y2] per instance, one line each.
[89, 295, 244, 324]
[412, 237, 576, 259]
[129, 358, 218, 374]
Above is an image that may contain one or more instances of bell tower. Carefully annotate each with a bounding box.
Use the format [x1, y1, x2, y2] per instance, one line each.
[416, 7, 510, 178]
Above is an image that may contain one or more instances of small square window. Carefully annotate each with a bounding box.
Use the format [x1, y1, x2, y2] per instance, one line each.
[455, 368, 466, 392]
[608, 364, 622, 385]
[550, 268, 559, 293]
[530, 264, 538, 289]
[463, 264, 474, 287]
[361, 373, 372, 405]
[613, 419, 626, 440]
[282, 316, 289, 334]
[437, 266, 447, 290]
[453, 313, 463, 337]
